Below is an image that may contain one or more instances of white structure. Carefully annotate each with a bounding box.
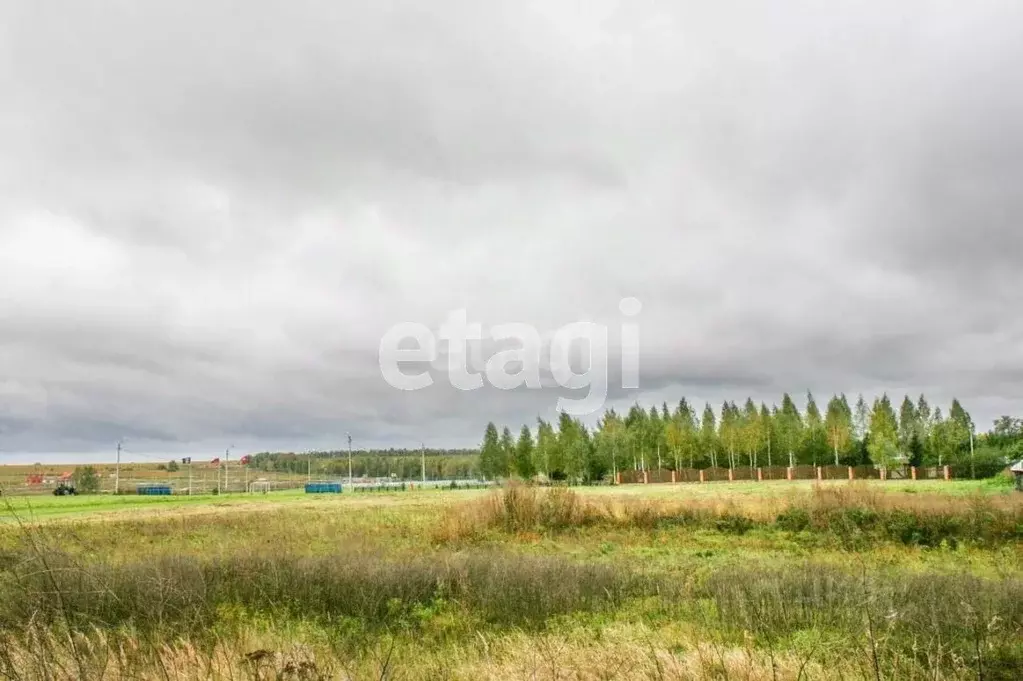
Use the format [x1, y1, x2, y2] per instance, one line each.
[248, 479, 274, 494]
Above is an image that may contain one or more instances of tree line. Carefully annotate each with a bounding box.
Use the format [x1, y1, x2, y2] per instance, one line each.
[479, 393, 1023, 482]
[247, 448, 481, 480]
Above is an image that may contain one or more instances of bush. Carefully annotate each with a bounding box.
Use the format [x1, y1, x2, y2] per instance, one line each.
[71, 466, 100, 494]
[775, 507, 811, 532]
[714, 514, 754, 535]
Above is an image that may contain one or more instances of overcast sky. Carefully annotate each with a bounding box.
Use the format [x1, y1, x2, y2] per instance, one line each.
[2, 1, 1022, 462]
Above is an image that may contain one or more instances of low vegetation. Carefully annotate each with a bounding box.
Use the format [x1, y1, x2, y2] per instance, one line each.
[1, 481, 1020, 679]
[436, 482, 1023, 547]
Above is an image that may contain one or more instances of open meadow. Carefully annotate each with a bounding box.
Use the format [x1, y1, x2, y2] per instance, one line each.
[1, 478, 1021, 680]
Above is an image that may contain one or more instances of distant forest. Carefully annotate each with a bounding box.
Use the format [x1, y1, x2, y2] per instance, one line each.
[247, 393, 1023, 483]
[479, 393, 1023, 483]
[247, 448, 480, 480]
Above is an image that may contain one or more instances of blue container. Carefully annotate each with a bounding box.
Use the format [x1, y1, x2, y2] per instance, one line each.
[137, 485, 172, 496]
[305, 482, 342, 494]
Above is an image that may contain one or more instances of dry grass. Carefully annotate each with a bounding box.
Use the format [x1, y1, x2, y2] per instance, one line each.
[5, 614, 1020, 681]
[434, 483, 1023, 546]
[2, 483, 1021, 680]
[0, 627, 850, 680]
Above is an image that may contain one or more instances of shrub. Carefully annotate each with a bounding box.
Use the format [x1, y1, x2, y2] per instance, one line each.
[774, 507, 811, 532]
[714, 514, 754, 535]
[71, 466, 100, 494]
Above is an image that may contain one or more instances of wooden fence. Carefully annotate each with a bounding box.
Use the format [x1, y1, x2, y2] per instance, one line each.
[615, 464, 952, 485]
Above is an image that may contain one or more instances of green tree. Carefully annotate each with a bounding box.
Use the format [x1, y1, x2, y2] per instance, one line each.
[916, 394, 933, 462]
[72, 466, 100, 494]
[556, 411, 581, 480]
[499, 427, 515, 476]
[514, 425, 535, 479]
[989, 416, 1023, 451]
[675, 399, 699, 469]
[825, 394, 852, 465]
[480, 422, 502, 480]
[719, 401, 741, 470]
[759, 403, 776, 467]
[776, 393, 803, 467]
[665, 417, 684, 471]
[867, 433, 900, 470]
[949, 398, 973, 433]
[916, 395, 932, 436]
[624, 403, 648, 470]
[931, 405, 969, 469]
[930, 414, 965, 468]
[898, 396, 919, 455]
[555, 414, 595, 481]
[577, 424, 607, 481]
[741, 398, 760, 468]
[647, 405, 665, 469]
[869, 394, 900, 468]
[801, 391, 829, 466]
[907, 432, 925, 467]
[597, 409, 625, 477]
[853, 394, 870, 443]
[700, 403, 718, 468]
[535, 418, 556, 478]
[167, 459, 179, 472]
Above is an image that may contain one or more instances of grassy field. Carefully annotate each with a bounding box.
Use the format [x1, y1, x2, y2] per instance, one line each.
[1, 460, 312, 497]
[1, 478, 1020, 680]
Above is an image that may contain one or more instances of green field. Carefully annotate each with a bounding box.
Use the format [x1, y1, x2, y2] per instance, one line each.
[1, 478, 1021, 680]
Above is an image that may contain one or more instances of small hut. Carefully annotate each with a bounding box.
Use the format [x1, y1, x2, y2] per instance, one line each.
[1011, 460, 1023, 492]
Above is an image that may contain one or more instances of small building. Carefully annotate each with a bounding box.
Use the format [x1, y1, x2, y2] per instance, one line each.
[1011, 460, 1023, 492]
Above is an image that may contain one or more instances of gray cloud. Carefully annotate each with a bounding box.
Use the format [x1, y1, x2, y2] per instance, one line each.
[2, 1, 1022, 459]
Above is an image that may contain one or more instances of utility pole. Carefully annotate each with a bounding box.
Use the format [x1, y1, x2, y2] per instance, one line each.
[187, 458, 192, 496]
[347, 432, 353, 485]
[115, 440, 122, 494]
[224, 445, 236, 493]
[421, 443, 426, 483]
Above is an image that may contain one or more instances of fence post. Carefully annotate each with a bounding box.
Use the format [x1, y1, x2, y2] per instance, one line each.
[615, 471, 621, 485]
[757, 467, 763, 482]
[848, 466, 854, 480]
[816, 466, 823, 481]
[671, 469, 677, 484]
[728, 468, 734, 482]
[943, 465, 950, 481]
[880, 467, 886, 481]
[643, 470, 649, 484]
[699, 469, 705, 484]
[786, 466, 793, 481]
[911, 466, 917, 481]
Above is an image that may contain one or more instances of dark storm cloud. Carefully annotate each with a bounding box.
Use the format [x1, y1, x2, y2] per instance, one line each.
[2, 0, 1023, 458]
